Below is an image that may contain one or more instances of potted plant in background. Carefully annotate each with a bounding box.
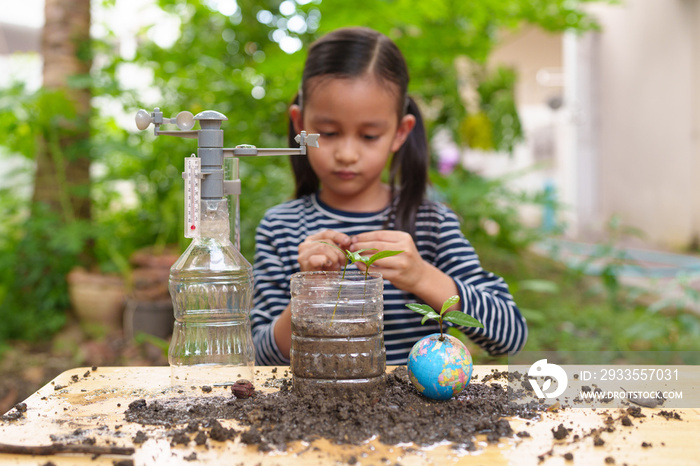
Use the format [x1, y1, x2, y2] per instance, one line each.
[65, 221, 131, 336]
[123, 245, 180, 340]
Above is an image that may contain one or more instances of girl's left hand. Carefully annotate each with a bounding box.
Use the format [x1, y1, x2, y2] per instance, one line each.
[349, 230, 427, 293]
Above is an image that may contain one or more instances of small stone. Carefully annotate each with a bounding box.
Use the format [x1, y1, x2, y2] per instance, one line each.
[231, 380, 255, 399]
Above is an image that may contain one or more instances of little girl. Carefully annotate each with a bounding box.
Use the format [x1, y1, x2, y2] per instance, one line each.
[251, 27, 527, 365]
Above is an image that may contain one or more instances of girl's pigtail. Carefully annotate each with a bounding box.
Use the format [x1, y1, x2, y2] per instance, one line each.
[289, 92, 319, 199]
[388, 96, 429, 238]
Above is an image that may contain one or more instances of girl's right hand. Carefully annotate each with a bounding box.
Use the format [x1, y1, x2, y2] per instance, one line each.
[298, 230, 352, 272]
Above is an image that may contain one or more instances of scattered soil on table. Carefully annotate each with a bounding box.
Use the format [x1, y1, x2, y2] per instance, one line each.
[121, 365, 687, 458]
[124, 367, 544, 452]
[551, 423, 571, 440]
[657, 410, 682, 421]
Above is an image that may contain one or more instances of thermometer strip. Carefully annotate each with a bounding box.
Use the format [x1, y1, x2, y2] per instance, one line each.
[184, 156, 201, 239]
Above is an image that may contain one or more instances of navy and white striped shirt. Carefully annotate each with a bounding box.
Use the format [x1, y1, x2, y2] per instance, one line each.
[251, 193, 527, 365]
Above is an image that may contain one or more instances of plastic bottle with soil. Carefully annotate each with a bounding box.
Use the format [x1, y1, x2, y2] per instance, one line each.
[168, 197, 255, 386]
[290, 271, 386, 393]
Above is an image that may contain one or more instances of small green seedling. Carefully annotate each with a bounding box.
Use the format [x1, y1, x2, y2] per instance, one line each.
[319, 241, 403, 319]
[406, 295, 484, 341]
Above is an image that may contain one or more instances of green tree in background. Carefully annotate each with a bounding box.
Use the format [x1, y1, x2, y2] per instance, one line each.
[0, 0, 92, 342]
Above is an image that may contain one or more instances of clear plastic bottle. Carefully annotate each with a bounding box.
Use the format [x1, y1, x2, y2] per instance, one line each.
[168, 198, 255, 386]
[290, 271, 386, 393]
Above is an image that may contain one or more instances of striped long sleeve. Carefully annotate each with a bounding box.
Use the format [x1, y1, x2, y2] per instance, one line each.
[251, 193, 527, 365]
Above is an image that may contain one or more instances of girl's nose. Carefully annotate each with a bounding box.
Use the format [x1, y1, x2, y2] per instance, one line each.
[334, 138, 360, 165]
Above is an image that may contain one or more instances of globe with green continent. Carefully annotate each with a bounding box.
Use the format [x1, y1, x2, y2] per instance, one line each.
[407, 333, 473, 400]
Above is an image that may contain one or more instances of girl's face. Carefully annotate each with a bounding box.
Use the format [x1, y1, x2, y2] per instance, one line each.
[290, 75, 415, 212]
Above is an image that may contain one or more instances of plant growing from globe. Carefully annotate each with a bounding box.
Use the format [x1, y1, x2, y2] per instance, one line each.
[406, 295, 483, 339]
[405, 296, 484, 400]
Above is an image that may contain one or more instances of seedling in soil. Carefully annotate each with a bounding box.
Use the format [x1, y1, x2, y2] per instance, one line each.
[318, 241, 403, 319]
[407, 295, 484, 339]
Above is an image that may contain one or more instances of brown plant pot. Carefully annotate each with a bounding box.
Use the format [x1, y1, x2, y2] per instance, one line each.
[67, 267, 126, 330]
[123, 298, 174, 340]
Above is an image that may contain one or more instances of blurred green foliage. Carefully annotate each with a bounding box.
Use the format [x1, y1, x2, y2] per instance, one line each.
[476, 245, 700, 362]
[431, 166, 546, 252]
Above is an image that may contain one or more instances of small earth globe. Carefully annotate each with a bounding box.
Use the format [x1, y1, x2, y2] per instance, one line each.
[407, 333, 473, 400]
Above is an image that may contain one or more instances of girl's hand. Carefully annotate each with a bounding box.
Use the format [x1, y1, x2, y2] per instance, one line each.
[349, 230, 427, 292]
[298, 230, 352, 272]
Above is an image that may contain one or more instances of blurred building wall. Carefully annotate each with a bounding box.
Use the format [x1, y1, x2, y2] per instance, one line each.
[583, 0, 699, 248]
[482, 0, 700, 250]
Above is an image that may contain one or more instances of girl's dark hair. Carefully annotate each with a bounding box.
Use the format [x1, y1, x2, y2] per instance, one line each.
[288, 27, 428, 237]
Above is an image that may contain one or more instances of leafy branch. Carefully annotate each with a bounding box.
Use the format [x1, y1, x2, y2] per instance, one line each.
[407, 295, 484, 341]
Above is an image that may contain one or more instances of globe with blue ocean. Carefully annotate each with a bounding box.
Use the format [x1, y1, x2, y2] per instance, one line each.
[407, 333, 473, 401]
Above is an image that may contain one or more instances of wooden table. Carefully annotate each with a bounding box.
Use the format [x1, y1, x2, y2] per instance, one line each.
[0, 366, 698, 465]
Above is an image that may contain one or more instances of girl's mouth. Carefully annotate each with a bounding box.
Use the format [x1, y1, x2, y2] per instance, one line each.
[334, 170, 357, 180]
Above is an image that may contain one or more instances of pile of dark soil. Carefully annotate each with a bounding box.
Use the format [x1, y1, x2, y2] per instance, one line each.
[125, 368, 543, 452]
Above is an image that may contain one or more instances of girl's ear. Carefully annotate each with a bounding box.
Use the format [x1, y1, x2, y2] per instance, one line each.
[289, 104, 303, 134]
[390, 114, 416, 153]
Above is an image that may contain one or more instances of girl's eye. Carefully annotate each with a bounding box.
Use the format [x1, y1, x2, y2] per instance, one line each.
[363, 134, 380, 141]
[320, 131, 338, 138]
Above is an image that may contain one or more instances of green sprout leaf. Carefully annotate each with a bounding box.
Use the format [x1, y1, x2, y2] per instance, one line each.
[406, 303, 436, 316]
[347, 248, 377, 265]
[443, 310, 485, 328]
[406, 295, 484, 340]
[440, 295, 461, 315]
[366, 249, 403, 267]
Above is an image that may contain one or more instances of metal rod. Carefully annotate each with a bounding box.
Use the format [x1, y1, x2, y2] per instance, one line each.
[222, 147, 307, 157]
[155, 129, 198, 139]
